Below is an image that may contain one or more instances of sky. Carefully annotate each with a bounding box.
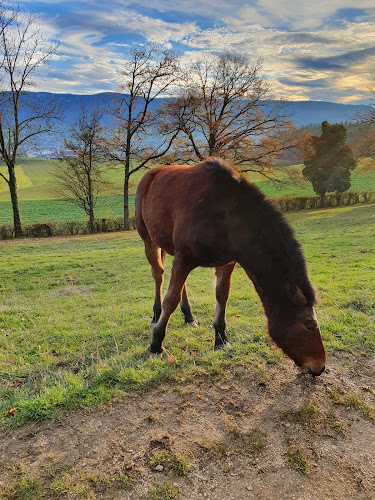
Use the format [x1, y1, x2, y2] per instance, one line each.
[15, 0, 375, 103]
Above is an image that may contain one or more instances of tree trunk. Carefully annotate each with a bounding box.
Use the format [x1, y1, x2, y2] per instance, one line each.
[319, 192, 325, 208]
[124, 173, 130, 230]
[88, 203, 95, 233]
[8, 165, 23, 237]
[87, 166, 95, 233]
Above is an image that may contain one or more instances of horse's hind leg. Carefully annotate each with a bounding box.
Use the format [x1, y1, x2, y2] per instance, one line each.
[150, 255, 194, 353]
[180, 285, 198, 327]
[214, 262, 236, 349]
[144, 240, 166, 324]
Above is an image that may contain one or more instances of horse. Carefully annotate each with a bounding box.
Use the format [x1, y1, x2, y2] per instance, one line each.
[135, 158, 326, 376]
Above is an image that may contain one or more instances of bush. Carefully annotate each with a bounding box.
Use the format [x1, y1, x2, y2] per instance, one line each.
[0, 224, 13, 239]
[274, 190, 375, 212]
[0, 192, 373, 240]
[25, 222, 55, 237]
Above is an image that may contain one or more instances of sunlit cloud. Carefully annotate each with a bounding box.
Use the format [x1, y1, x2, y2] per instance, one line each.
[10, 0, 375, 103]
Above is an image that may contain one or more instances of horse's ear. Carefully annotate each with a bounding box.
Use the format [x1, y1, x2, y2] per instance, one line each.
[287, 283, 308, 306]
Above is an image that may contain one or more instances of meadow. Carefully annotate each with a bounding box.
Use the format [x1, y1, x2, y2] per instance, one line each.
[1, 203, 374, 427]
[1, 158, 375, 224]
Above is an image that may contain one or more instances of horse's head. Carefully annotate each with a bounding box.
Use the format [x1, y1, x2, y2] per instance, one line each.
[267, 284, 326, 376]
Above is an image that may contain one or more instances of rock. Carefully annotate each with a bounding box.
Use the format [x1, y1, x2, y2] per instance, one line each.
[155, 464, 164, 472]
[246, 486, 253, 491]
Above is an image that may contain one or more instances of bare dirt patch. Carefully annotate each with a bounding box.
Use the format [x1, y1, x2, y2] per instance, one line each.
[0, 353, 374, 499]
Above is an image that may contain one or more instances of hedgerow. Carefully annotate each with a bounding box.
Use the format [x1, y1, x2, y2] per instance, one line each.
[273, 190, 375, 212]
[1, 190, 374, 239]
[0, 217, 135, 239]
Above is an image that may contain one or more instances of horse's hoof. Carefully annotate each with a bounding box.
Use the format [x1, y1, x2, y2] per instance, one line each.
[214, 342, 231, 351]
[187, 320, 199, 328]
[147, 347, 163, 358]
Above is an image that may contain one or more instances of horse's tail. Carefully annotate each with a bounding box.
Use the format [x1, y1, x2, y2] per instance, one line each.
[135, 168, 162, 239]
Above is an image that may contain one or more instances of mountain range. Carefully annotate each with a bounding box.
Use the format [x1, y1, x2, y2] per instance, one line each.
[46, 92, 370, 126]
[12, 92, 372, 158]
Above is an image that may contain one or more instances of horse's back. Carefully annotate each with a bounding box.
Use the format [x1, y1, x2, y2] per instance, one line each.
[135, 159, 244, 264]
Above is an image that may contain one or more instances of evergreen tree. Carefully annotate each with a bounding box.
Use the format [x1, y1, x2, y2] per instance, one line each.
[303, 121, 356, 207]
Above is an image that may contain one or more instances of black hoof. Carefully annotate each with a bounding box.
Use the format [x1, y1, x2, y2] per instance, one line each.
[148, 345, 163, 357]
[186, 319, 199, 328]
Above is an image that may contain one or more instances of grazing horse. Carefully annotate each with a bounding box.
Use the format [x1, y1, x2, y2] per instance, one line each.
[135, 158, 326, 376]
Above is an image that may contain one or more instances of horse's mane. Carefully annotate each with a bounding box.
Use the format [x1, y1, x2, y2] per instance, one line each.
[202, 157, 316, 305]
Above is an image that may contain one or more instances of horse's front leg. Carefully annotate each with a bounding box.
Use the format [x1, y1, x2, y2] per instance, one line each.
[213, 262, 236, 349]
[150, 255, 194, 354]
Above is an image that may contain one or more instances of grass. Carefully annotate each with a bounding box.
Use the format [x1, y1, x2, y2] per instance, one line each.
[0, 204, 375, 426]
[149, 450, 189, 476]
[285, 446, 312, 474]
[1, 158, 375, 224]
[145, 481, 179, 500]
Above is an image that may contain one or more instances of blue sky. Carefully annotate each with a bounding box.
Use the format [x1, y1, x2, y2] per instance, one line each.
[17, 0, 375, 103]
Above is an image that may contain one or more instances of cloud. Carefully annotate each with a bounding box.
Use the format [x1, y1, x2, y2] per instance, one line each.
[14, 1, 375, 104]
[279, 77, 332, 89]
[295, 46, 375, 71]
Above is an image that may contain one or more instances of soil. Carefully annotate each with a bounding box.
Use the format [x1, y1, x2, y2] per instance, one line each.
[0, 353, 374, 500]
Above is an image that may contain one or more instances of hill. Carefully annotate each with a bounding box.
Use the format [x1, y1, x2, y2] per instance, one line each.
[0, 204, 374, 498]
[5, 92, 372, 158]
[1, 158, 375, 225]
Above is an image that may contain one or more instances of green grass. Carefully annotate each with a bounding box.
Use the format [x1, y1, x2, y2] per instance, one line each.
[285, 446, 312, 474]
[0, 195, 130, 224]
[1, 159, 375, 225]
[0, 204, 375, 426]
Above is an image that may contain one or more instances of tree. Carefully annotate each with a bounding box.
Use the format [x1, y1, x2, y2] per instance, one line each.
[105, 44, 181, 230]
[53, 105, 108, 233]
[164, 52, 300, 177]
[349, 92, 375, 172]
[302, 121, 356, 207]
[0, 4, 60, 236]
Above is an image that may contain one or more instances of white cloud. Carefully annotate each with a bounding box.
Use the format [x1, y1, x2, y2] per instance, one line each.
[16, 0, 375, 103]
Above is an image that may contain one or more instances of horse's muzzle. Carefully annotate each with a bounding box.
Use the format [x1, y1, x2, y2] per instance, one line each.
[305, 364, 326, 377]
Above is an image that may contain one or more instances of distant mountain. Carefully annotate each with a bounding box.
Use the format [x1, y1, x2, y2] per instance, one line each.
[10, 92, 372, 157]
[20, 91, 372, 126]
[284, 100, 370, 127]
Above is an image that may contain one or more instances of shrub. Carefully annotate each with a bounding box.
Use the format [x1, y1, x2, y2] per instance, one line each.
[274, 190, 375, 212]
[0, 224, 13, 239]
[25, 222, 55, 237]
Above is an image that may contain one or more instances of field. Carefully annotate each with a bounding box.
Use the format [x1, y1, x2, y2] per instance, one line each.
[1, 158, 375, 225]
[0, 204, 374, 498]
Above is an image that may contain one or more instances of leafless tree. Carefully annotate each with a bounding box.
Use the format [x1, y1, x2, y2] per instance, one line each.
[164, 52, 301, 179]
[105, 44, 181, 229]
[349, 91, 375, 172]
[0, 4, 60, 236]
[53, 105, 109, 233]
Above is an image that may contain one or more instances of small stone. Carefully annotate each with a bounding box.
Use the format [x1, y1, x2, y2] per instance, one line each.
[246, 486, 253, 491]
[155, 464, 164, 472]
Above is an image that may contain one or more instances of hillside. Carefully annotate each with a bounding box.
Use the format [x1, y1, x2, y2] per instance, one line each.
[0, 204, 374, 498]
[3, 92, 372, 158]
[1, 159, 375, 225]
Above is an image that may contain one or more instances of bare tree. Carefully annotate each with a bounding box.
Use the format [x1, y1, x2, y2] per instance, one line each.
[349, 91, 375, 172]
[0, 4, 60, 236]
[165, 52, 300, 179]
[105, 44, 181, 229]
[53, 105, 109, 233]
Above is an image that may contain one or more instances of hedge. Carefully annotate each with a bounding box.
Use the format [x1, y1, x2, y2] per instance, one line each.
[0, 216, 135, 240]
[273, 190, 375, 212]
[1, 190, 374, 240]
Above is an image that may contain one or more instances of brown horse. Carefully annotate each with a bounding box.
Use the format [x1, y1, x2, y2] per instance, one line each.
[135, 158, 326, 376]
